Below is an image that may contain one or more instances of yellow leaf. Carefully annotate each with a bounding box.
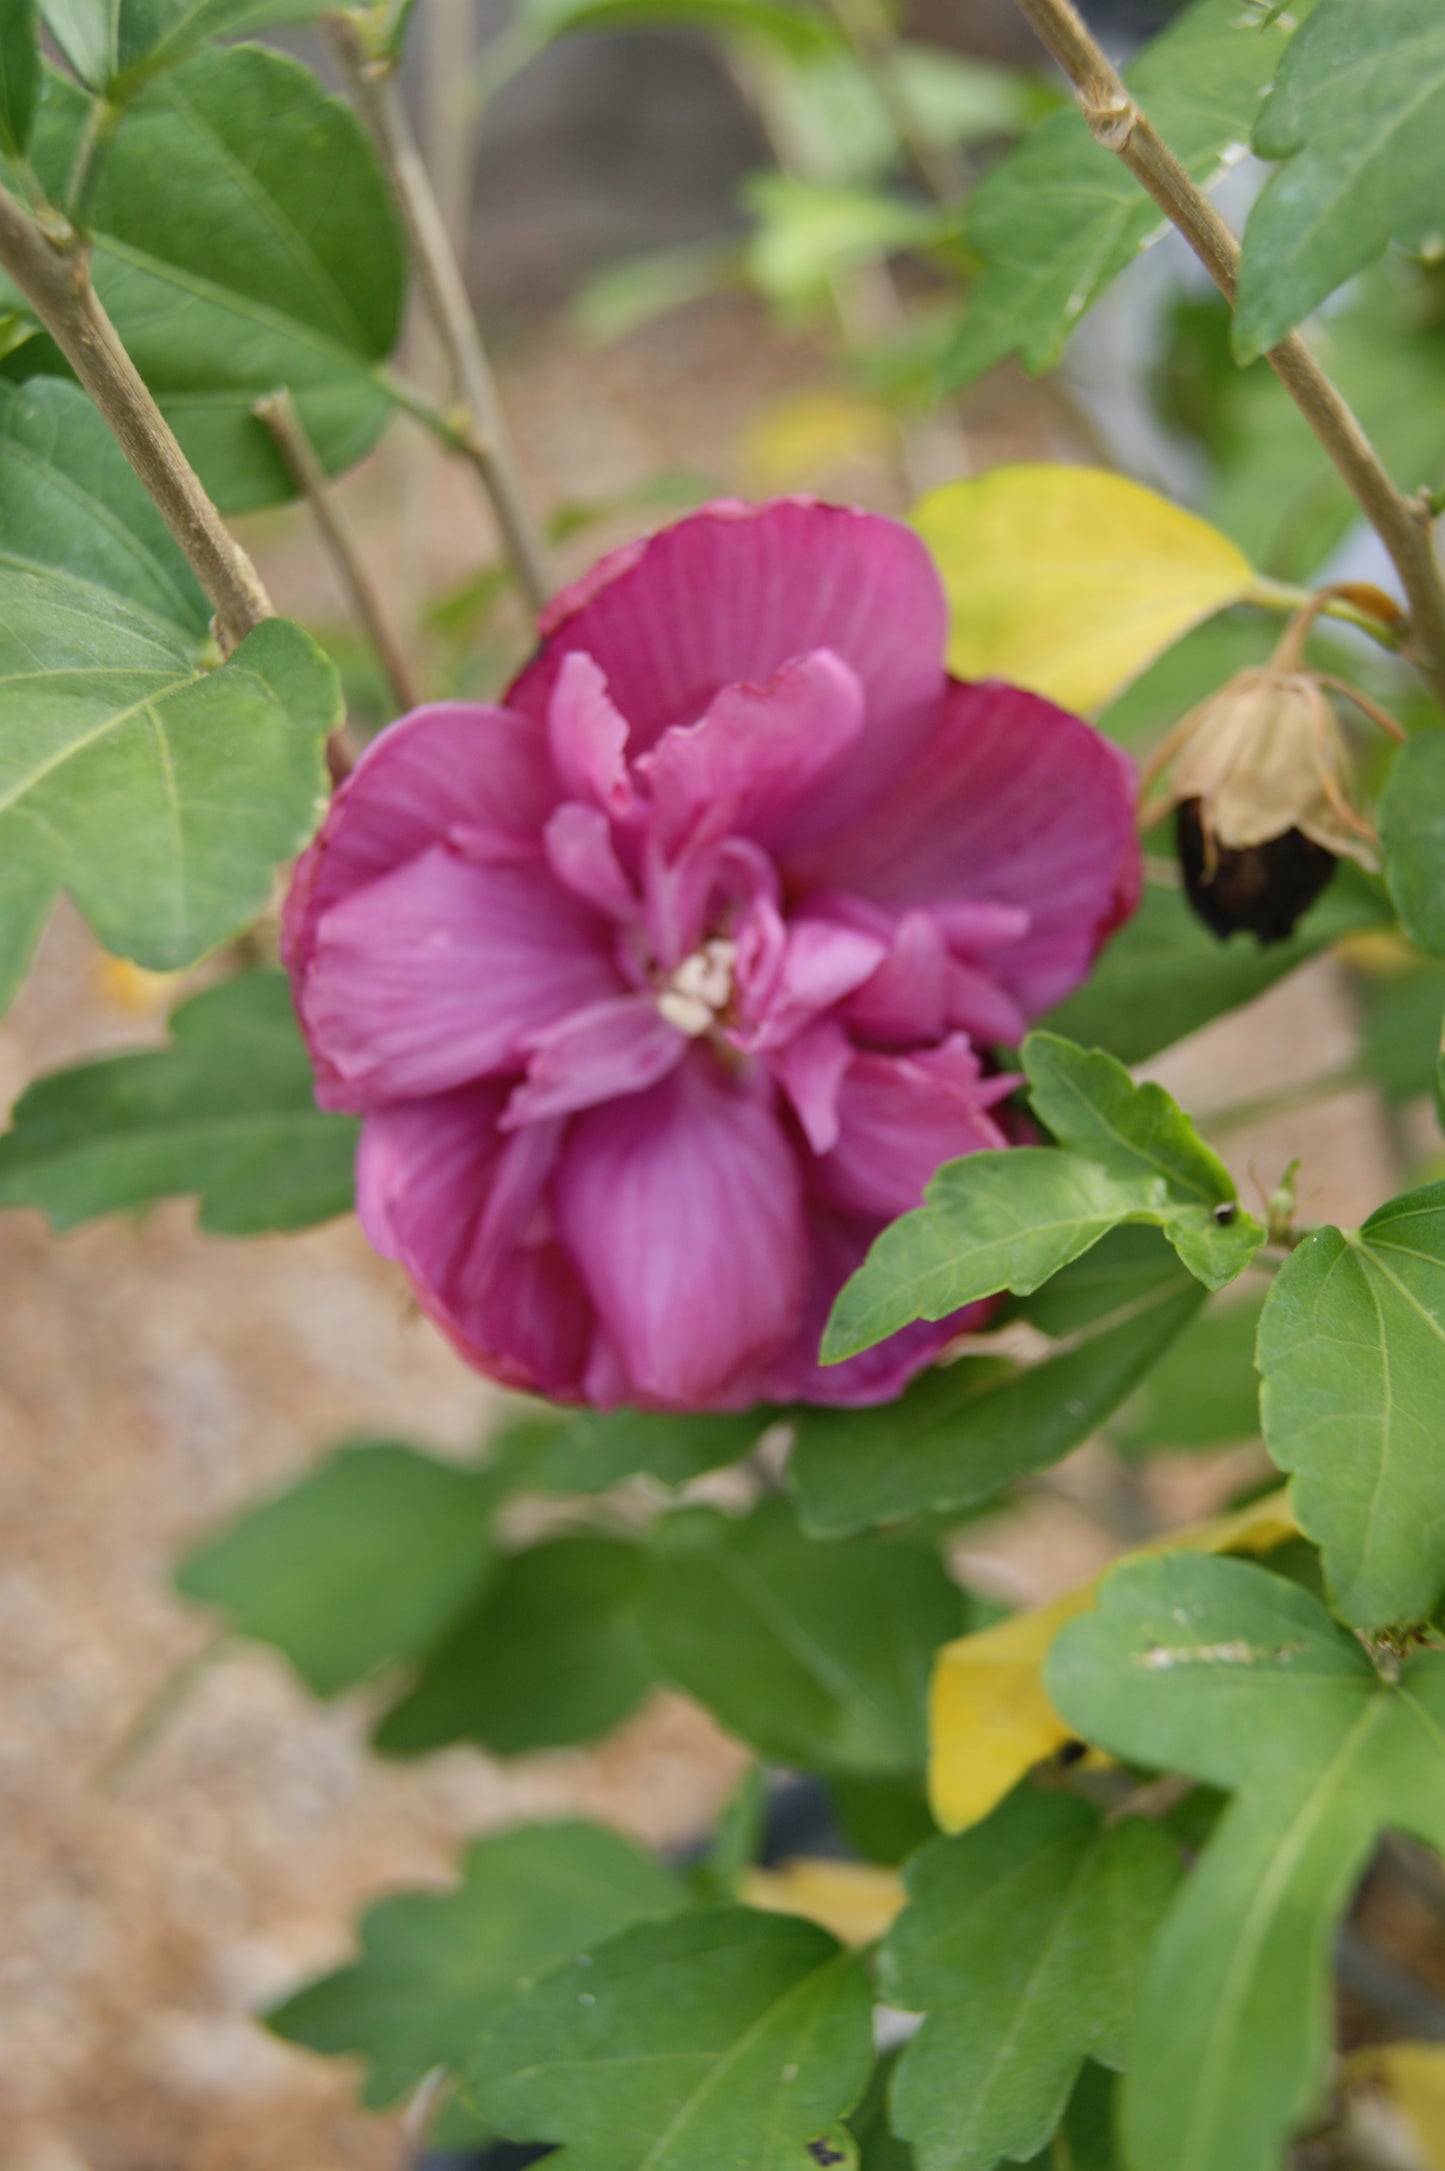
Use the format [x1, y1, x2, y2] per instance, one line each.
[929, 1489, 1298, 1834]
[743, 1858, 906, 1946]
[913, 464, 1256, 713]
[741, 388, 897, 495]
[1349, 2043, 1445, 2171]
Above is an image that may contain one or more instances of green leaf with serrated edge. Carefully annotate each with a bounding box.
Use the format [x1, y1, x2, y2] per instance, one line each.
[14, 47, 404, 510]
[1043, 867, 1391, 1064]
[267, 1822, 686, 2118]
[1234, 0, 1445, 361]
[508, 1403, 767, 1493]
[0, 973, 357, 1234]
[823, 1035, 1261, 1364]
[881, 1790, 1181, 2171]
[795, 1230, 1205, 1537]
[41, 0, 329, 98]
[639, 1497, 965, 1775]
[941, 0, 1307, 389]
[0, 416, 335, 1015]
[1108, 1289, 1264, 1455]
[1259, 1180, 1445, 1628]
[461, 1906, 876, 2170]
[0, 0, 38, 155]
[1046, 1553, 1445, 2171]
[176, 1442, 495, 1698]
[373, 1535, 657, 1758]
[1023, 1035, 1253, 1285]
[1381, 731, 1445, 958]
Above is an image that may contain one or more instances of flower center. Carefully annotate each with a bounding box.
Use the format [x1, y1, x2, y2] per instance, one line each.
[655, 938, 738, 1037]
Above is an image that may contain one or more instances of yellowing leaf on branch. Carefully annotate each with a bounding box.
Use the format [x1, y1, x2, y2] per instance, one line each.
[913, 464, 1257, 713]
[743, 1859, 906, 1947]
[929, 1489, 1298, 1833]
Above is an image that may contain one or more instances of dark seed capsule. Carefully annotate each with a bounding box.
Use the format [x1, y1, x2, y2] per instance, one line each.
[1176, 799, 1336, 945]
[1214, 1202, 1238, 1226]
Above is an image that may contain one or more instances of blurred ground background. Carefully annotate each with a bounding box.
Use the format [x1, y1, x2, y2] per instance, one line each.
[0, 4, 1430, 2166]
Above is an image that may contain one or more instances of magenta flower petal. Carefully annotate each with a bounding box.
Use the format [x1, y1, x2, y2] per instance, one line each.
[815, 1037, 1012, 1222]
[284, 702, 557, 979]
[503, 996, 686, 1128]
[639, 649, 865, 854]
[300, 845, 619, 1109]
[358, 1087, 592, 1395]
[547, 652, 636, 816]
[507, 500, 947, 766]
[286, 497, 1141, 1413]
[790, 678, 1140, 1015]
[554, 1055, 808, 1407]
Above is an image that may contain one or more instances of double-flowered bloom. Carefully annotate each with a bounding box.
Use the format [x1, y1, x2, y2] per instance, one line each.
[285, 500, 1139, 1410]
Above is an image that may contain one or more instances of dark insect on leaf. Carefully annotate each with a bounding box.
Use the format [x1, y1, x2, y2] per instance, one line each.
[1176, 799, 1336, 943]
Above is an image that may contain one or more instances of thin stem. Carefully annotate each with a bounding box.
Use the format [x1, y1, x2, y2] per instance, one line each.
[820, 0, 962, 207]
[1005, 0, 1445, 713]
[255, 387, 420, 711]
[0, 187, 271, 651]
[1198, 1063, 1366, 1139]
[1245, 575, 1403, 652]
[328, 11, 551, 618]
[64, 96, 121, 229]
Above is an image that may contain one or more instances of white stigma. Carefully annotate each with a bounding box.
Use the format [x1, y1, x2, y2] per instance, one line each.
[656, 938, 737, 1037]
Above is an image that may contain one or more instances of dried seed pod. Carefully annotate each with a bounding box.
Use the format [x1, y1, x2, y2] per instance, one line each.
[1140, 599, 1393, 944]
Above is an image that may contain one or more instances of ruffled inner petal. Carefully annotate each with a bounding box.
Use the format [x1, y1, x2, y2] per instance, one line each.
[284, 703, 557, 977]
[554, 1053, 808, 1407]
[638, 649, 865, 855]
[502, 995, 686, 1128]
[787, 679, 1141, 1019]
[547, 651, 636, 816]
[814, 1036, 1012, 1223]
[301, 844, 619, 1110]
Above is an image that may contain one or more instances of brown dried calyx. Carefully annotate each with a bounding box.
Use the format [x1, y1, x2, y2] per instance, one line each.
[1140, 592, 1404, 945]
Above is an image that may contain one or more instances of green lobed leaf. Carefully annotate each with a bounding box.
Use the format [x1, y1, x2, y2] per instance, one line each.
[0, 971, 357, 1233]
[1047, 1553, 1445, 2171]
[1043, 867, 1391, 1064]
[1380, 729, 1445, 958]
[1234, 0, 1445, 361]
[941, 0, 1307, 388]
[0, 0, 38, 156]
[267, 1821, 687, 2116]
[462, 1905, 876, 2171]
[1258, 1179, 1445, 1628]
[176, 1441, 496, 1698]
[881, 1789, 1181, 2171]
[373, 1534, 658, 1758]
[794, 1230, 1206, 1537]
[41, 0, 331, 98]
[639, 1497, 965, 1775]
[0, 378, 336, 1009]
[15, 46, 405, 510]
[823, 1035, 1261, 1364]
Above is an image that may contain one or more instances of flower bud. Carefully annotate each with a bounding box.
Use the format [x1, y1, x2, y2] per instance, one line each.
[1144, 661, 1375, 944]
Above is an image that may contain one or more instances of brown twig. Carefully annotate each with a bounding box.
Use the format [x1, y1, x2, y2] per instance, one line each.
[328, 10, 551, 619]
[256, 386, 420, 712]
[1005, 0, 1445, 713]
[0, 189, 271, 653]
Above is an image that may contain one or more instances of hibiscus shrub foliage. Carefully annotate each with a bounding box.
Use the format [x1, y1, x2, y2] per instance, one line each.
[5, 0, 1445, 2164]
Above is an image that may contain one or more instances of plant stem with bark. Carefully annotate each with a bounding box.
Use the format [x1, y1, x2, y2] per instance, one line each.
[1005, 0, 1445, 712]
[329, 10, 552, 618]
[256, 387, 419, 711]
[0, 189, 272, 653]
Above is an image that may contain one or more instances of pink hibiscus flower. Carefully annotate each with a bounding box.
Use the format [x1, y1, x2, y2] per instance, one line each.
[285, 500, 1139, 1412]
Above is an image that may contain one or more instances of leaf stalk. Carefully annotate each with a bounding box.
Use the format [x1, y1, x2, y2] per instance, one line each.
[1004, 0, 1445, 713]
